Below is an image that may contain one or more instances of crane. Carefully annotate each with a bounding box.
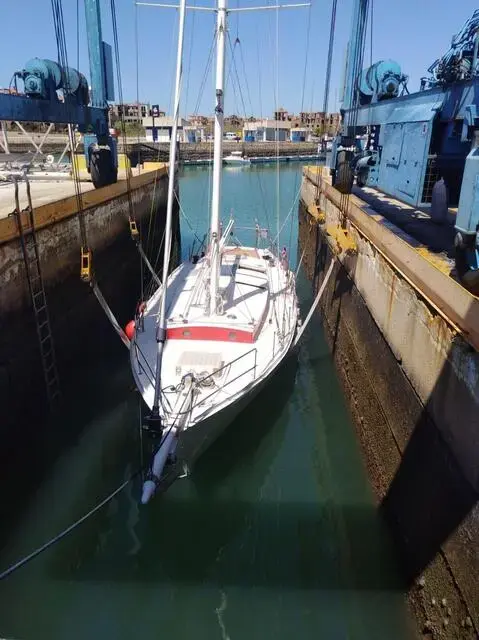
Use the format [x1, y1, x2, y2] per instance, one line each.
[331, 2, 479, 293]
[0, 0, 117, 188]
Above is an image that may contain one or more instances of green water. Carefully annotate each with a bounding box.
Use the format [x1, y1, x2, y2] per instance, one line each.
[0, 164, 414, 639]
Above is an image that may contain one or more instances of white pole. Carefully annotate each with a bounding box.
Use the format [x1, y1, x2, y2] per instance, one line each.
[151, 0, 187, 418]
[209, 0, 227, 315]
[0, 121, 9, 154]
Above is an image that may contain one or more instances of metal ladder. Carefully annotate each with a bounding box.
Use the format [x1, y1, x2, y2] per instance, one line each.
[13, 179, 61, 405]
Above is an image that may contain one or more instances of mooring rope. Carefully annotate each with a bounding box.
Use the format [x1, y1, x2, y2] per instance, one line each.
[0, 468, 143, 581]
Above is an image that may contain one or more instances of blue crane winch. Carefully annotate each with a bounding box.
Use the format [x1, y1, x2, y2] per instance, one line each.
[332, 3, 479, 293]
[0, 0, 117, 189]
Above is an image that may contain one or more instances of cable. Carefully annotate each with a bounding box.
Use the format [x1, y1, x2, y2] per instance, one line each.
[0, 468, 143, 581]
[192, 31, 217, 116]
[184, 0, 197, 118]
[76, 0, 80, 70]
[370, 0, 373, 68]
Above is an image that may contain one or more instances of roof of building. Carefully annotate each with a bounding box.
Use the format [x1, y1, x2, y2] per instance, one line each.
[243, 119, 292, 130]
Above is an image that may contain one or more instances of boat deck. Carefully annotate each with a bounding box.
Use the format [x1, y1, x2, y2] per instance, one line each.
[132, 246, 297, 428]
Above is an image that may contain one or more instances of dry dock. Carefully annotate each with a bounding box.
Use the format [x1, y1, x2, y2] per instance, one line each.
[299, 166, 478, 638]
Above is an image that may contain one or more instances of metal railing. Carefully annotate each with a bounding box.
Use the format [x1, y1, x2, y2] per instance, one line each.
[167, 346, 258, 417]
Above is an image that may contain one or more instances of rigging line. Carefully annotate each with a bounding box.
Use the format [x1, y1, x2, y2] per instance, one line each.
[225, 38, 240, 112]
[322, 0, 337, 116]
[275, 0, 280, 251]
[110, 0, 135, 206]
[226, 29, 271, 235]
[134, 0, 143, 168]
[370, 0, 374, 68]
[174, 189, 204, 245]
[184, 0, 197, 118]
[315, 0, 337, 205]
[0, 468, 143, 581]
[112, 0, 159, 301]
[111, 0, 155, 300]
[76, 0, 80, 69]
[237, 41, 254, 117]
[256, 27, 263, 119]
[287, 0, 311, 256]
[253, 169, 272, 235]
[51, 0, 85, 245]
[192, 30, 216, 115]
[133, 2, 145, 300]
[236, 0, 239, 41]
[270, 182, 301, 247]
[227, 34, 247, 117]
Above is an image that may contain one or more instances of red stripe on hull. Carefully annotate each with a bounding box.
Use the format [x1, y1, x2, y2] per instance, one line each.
[167, 326, 254, 343]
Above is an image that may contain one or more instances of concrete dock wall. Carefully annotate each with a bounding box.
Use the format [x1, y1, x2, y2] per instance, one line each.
[0, 168, 179, 460]
[299, 168, 478, 637]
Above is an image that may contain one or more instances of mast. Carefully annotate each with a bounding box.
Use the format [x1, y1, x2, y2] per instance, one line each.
[209, 0, 227, 315]
[150, 0, 187, 423]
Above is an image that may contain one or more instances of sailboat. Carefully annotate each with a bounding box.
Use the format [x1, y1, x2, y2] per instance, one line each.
[130, 0, 300, 503]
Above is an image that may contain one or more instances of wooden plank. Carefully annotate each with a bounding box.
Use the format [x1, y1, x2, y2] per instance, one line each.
[0, 165, 167, 245]
[304, 167, 479, 352]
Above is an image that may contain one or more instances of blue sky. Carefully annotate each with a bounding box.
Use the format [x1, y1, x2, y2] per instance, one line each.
[0, 0, 478, 118]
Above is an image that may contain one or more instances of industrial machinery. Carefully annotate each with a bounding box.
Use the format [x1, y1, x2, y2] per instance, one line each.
[15, 59, 90, 105]
[332, 4, 479, 292]
[0, 0, 117, 188]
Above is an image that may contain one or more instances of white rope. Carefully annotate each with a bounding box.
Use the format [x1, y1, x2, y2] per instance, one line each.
[92, 283, 131, 348]
[0, 468, 140, 581]
[294, 258, 335, 346]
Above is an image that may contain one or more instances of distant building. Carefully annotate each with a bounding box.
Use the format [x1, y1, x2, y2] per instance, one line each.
[290, 126, 311, 142]
[298, 111, 341, 134]
[274, 107, 294, 122]
[299, 111, 324, 127]
[142, 115, 188, 142]
[110, 102, 155, 125]
[184, 125, 207, 143]
[243, 119, 291, 142]
[188, 115, 211, 127]
[224, 114, 243, 128]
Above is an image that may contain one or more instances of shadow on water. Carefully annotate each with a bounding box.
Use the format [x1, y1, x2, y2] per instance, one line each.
[44, 303, 402, 599]
[0, 337, 132, 552]
[47, 354, 301, 582]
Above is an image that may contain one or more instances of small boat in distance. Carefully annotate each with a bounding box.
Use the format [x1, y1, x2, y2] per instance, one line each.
[223, 150, 250, 165]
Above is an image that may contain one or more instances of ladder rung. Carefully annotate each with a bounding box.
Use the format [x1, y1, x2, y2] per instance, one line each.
[33, 290, 44, 301]
[40, 333, 52, 345]
[28, 259, 40, 270]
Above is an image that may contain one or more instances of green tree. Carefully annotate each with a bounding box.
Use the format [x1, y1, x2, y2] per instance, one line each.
[113, 119, 145, 137]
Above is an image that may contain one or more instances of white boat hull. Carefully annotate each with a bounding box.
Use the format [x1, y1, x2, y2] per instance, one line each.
[145, 344, 296, 494]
